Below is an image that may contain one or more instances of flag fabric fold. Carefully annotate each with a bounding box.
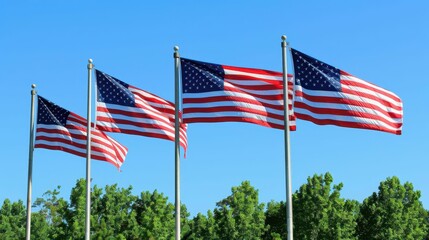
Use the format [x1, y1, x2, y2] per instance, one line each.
[180, 58, 296, 130]
[95, 70, 188, 151]
[35, 96, 127, 169]
[291, 48, 403, 135]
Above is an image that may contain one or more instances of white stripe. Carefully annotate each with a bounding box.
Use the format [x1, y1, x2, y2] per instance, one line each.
[183, 90, 283, 107]
[97, 121, 175, 136]
[183, 100, 284, 116]
[129, 86, 173, 106]
[97, 102, 173, 125]
[224, 69, 283, 81]
[295, 97, 403, 124]
[97, 121, 187, 147]
[294, 108, 400, 132]
[341, 74, 401, 100]
[35, 127, 124, 159]
[225, 81, 283, 96]
[34, 138, 120, 164]
[184, 111, 284, 126]
[35, 123, 126, 166]
[295, 87, 403, 115]
[225, 76, 293, 86]
[341, 81, 402, 108]
[97, 111, 175, 132]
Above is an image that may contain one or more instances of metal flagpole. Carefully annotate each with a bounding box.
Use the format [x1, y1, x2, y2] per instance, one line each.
[85, 59, 94, 240]
[25, 84, 37, 240]
[281, 35, 294, 240]
[173, 46, 181, 240]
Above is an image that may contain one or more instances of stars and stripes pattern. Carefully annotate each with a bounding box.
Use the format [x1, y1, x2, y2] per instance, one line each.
[34, 96, 127, 169]
[181, 58, 296, 130]
[291, 48, 403, 135]
[95, 70, 188, 151]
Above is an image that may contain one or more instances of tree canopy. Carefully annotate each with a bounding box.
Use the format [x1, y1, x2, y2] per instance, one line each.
[1, 173, 428, 239]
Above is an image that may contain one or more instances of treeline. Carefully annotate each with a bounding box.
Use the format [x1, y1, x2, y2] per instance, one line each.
[1, 173, 428, 239]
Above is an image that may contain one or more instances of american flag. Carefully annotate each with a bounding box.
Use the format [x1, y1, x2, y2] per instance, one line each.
[291, 48, 403, 135]
[35, 96, 127, 169]
[181, 58, 296, 130]
[95, 70, 188, 151]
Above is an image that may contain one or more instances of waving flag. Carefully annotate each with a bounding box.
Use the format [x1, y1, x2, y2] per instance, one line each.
[180, 58, 296, 130]
[291, 48, 403, 135]
[35, 96, 127, 169]
[95, 70, 188, 151]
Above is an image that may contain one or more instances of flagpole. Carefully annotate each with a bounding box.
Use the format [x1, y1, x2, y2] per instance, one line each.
[25, 84, 37, 240]
[281, 35, 294, 240]
[85, 59, 94, 240]
[173, 46, 181, 240]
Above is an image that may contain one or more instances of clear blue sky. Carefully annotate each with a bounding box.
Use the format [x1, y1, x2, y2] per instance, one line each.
[1, 1, 428, 217]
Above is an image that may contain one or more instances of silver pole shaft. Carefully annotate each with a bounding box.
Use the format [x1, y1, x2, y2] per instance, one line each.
[281, 35, 293, 240]
[85, 59, 94, 240]
[173, 46, 181, 240]
[25, 84, 37, 240]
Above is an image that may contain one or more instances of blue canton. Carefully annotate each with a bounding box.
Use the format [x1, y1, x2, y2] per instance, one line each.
[95, 69, 135, 107]
[291, 48, 341, 91]
[181, 58, 225, 93]
[37, 96, 70, 126]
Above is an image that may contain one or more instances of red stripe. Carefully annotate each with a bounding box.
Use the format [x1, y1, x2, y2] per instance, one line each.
[34, 144, 121, 167]
[35, 133, 123, 159]
[130, 86, 175, 106]
[36, 125, 121, 146]
[223, 85, 283, 101]
[185, 116, 284, 129]
[223, 65, 283, 76]
[183, 96, 285, 111]
[35, 136, 124, 164]
[97, 115, 187, 134]
[184, 116, 296, 131]
[96, 125, 188, 149]
[295, 112, 401, 135]
[294, 101, 402, 129]
[225, 75, 283, 86]
[97, 106, 172, 125]
[340, 71, 402, 103]
[184, 106, 284, 121]
[340, 85, 402, 112]
[224, 80, 282, 91]
[96, 122, 187, 148]
[97, 116, 174, 132]
[296, 91, 402, 119]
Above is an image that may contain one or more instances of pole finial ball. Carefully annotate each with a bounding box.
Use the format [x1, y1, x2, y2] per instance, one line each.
[281, 35, 287, 41]
[88, 59, 93, 63]
[174, 46, 179, 51]
[31, 84, 36, 89]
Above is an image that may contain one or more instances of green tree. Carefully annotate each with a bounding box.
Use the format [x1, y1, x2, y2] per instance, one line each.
[132, 190, 176, 239]
[91, 184, 138, 240]
[213, 181, 266, 240]
[356, 176, 428, 240]
[186, 210, 217, 240]
[263, 200, 287, 239]
[293, 172, 359, 240]
[33, 186, 69, 239]
[0, 199, 26, 239]
[66, 178, 87, 239]
[426, 210, 429, 240]
[30, 211, 50, 239]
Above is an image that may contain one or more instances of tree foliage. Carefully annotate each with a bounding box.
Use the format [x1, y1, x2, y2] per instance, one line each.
[357, 176, 428, 240]
[213, 180, 266, 239]
[293, 172, 359, 240]
[1, 174, 428, 239]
